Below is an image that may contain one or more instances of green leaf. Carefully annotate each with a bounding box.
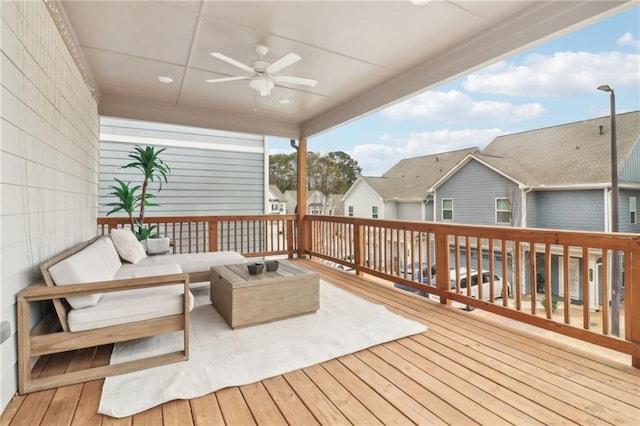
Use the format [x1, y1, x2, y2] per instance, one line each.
[105, 179, 141, 218]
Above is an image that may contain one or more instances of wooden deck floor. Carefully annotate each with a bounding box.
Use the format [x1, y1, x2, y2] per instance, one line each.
[3, 259, 639, 425]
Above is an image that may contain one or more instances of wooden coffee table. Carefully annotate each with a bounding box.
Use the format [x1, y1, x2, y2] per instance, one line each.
[210, 260, 320, 329]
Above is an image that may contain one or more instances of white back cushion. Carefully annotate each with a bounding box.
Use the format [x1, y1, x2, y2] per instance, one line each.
[110, 229, 147, 264]
[94, 236, 123, 275]
[48, 240, 119, 309]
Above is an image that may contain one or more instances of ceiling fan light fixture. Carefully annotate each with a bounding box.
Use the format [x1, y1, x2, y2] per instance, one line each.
[249, 76, 274, 96]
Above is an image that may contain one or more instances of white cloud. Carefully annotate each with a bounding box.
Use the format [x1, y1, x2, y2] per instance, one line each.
[463, 51, 640, 96]
[617, 32, 640, 49]
[382, 90, 544, 123]
[353, 128, 505, 176]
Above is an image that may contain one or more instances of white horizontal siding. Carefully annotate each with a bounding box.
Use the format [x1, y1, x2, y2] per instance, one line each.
[1, 0, 100, 411]
[99, 118, 267, 219]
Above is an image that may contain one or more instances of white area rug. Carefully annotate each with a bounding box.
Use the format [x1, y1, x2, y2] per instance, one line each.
[98, 280, 427, 418]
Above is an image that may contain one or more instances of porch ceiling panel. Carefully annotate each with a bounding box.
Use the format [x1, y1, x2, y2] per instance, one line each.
[58, 0, 633, 139]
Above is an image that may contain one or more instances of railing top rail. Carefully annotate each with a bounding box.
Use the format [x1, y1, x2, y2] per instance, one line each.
[306, 215, 640, 251]
[98, 215, 297, 224]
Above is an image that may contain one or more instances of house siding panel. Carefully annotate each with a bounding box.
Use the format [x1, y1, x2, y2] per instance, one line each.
[436, 160, 522, 226]
[99, 118, 266, 217]
[620, 136, 640, 182]
[425, 201, 435, 221]
[535, 190, 604, 231]
[525, 191, 538, 228]
[1, 0, 100, 410]
[396, 202, 422, 221]
[343, 182, 383, 218]
[619, 189, 640, 233]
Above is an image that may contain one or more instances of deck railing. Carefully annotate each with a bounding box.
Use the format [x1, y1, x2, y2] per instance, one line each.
[97, 215, 297, 258]
[98, 214, 639, 366]
[306, 215, 640, 366]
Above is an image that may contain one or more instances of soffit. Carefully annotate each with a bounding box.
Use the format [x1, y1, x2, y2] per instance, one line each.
[58, 0, 634, 139]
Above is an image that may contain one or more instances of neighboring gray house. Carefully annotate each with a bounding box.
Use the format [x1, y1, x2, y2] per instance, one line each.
[428, 111, 640, 307]
[326, 194, 345, 216]
[283, 190, 297, 214]
[342, 147, 479, 220]
[268, 185, 287, 214]
[278, 188, 344, 215]
[341, 111, 639, 307]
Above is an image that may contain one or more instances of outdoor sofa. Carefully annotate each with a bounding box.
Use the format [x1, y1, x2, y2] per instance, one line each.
[17, 229, 246, 394]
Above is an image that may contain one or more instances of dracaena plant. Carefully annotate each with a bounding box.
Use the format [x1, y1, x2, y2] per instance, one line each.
[123, 145, 170, 224]
[106, 145, 170, 240]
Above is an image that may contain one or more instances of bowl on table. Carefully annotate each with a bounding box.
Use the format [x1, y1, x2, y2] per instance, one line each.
[265, 260, 279, 272]
[247, 262, 264, 275]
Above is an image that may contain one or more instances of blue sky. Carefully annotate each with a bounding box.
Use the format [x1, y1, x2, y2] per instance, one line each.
[269, 5, 640, 177]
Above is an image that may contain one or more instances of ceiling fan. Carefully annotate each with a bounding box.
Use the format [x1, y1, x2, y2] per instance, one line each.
[206, 44, 317, 97]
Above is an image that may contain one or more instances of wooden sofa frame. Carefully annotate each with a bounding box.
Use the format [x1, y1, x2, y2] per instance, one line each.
[17, 236, 191, 394]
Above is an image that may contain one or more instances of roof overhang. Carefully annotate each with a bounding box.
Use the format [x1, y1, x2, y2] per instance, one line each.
[55, 0, 635, 139]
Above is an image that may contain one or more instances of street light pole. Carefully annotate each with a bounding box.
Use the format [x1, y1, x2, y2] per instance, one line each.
[597, 84, 620, 336]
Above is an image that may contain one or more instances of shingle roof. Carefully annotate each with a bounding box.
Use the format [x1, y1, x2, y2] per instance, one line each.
[269, 185, 285, 200]
[479, 111, 640, 186]
[362, 147, 480, 200]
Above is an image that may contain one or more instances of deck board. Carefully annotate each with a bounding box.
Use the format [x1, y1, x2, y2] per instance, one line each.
[302, 363, 383, 425]
[190, 393, 225, 426]
[239, 382, 287, 426]
[261, 374, 322, 425]
[277, 370, 345, 425]
[3, 259, 639, 425]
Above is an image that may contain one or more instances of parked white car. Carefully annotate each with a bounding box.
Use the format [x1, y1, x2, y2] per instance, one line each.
[429, 268, 511, 304]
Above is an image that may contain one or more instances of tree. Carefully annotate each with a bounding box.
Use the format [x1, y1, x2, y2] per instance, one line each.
[269, 150, 361, 195]
[269, 153, 298, 191]
[327, 151, 361, 193]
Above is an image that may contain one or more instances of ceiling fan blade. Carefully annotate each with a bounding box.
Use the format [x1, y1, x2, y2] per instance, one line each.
[274, 75, 318, 87]
[206, 76, 250, 83]
[266, 53, 301, 74]
[210, 52, 254, 73]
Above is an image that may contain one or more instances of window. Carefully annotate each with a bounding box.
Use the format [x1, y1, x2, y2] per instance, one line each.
[270, 203, 279, 212]
[442, 198, 453, 220]
[372, 206, 378, 219]
[348, 206, 354, 216]
[630, 197, 636, 224]
[496, 198, 511, 224]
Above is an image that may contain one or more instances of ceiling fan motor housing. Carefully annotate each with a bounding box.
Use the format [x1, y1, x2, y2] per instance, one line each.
[251, 60, 270, 73]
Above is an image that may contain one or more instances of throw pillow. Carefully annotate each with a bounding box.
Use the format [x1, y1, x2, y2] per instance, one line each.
[110, 228, 148, 264]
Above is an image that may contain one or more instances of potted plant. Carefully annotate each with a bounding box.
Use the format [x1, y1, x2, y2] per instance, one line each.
[106, 145, 170, 241]
[540, 294, 559, 311]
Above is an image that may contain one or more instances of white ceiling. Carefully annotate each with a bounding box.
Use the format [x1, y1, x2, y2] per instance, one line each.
[58, 1, 634, 139]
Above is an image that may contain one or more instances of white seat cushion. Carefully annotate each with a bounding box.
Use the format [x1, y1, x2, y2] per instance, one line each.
[136, 251, 246, 273]
[67, 262, 192, 332]
[114, 263, 183, 280]
[67, 284, 194, 332]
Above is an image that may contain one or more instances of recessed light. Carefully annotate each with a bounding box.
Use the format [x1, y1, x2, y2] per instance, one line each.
[410, 0, 431, 5]
[279, 99, 291, 105]
[158, 76, 173, 83]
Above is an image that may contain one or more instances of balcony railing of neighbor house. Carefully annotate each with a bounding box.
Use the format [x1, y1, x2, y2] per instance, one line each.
[98, 214, 639, 367]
